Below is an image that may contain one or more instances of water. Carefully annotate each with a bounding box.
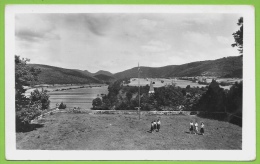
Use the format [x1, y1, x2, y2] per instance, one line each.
[25, 78, 241, 110]
[47, 86, 108, 109]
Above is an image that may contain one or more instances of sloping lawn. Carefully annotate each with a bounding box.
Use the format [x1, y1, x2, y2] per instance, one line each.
[16, 112, 242, 150]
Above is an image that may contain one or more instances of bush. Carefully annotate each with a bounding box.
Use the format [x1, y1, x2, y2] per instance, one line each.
[190, 111, 198, 115]
[219, 81, 231, 86]
[29, 88, 50, 110]
[178, 111, 184, 115]
[16, 87, 50, 132]
[115, 101, 129, 110]
[197, 112, 227, 120]
[59, 102, 67, 109]
[73, 107, 81, 113]
[92, 97, 102, 109]
[16, 104, 42, 131]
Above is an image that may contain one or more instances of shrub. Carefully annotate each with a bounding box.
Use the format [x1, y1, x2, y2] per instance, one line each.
[115, 101, 129, 110]
[178, 111, 184, 115]
[16, 86, 50, 132]
[219, 81, 231, 86]
[59, 102, 67, 109]
[16, 104, 42, 131]
[73, 107, 81, 113]
[29, 88, 50, 110]
[190, 111, 197, 115]
[92, 97, 102, 109]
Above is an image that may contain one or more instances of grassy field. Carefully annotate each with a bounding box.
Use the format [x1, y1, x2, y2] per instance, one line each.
[128, 78, 207, 88]
[127, 78, 242, 90]
[16, 112, 242, 150]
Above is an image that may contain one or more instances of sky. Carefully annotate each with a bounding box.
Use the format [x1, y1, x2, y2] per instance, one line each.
[15, 13, 241, 73]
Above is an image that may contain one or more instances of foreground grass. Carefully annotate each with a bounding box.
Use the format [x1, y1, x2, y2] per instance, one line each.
[16, 113, 242, 150]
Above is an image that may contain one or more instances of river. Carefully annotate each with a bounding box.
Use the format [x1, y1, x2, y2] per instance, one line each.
[48, 85, 108, 109]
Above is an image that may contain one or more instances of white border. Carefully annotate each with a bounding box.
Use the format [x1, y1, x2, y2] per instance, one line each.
[5, 5, 256, 160]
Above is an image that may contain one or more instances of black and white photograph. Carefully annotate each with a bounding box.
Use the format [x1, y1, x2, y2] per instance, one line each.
[5, 5, 255, 160]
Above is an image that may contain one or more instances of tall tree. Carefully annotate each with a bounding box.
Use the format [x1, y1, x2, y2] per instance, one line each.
[193, 79, 227, 112]
[231, 17, 243, 54]
[15, 55, 41, 110]
[226, 82, 242, 115]
[15, 55, 44, 131]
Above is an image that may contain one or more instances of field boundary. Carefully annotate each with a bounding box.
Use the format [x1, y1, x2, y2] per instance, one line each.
[90, 110, 242, 126]
[34, 109, 242, 118]
[92, 110, 191, 115]
[31, 109, 242, 127]
[90, 110, 227, 116]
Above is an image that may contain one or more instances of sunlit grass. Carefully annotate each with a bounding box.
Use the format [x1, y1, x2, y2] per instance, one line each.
[17, 112, 242, 150]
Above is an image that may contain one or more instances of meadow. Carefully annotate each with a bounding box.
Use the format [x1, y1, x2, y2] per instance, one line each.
[16, 112, 242, 150]
[127, 78, 242, 90]
[127, 78, 206, 88]
[24, 84, 107, 96]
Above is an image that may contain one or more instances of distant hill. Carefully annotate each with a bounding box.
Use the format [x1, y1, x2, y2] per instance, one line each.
[94, 74, 115, 82]
[113, 65, 177, 79]
[166, 56, 242, 78]
[93, 70, 113, 76]
[28, 55, 242, 84]
[82, 70, 93, 76]
[113, 56, 242, 79]
[28, 64, 101, 84]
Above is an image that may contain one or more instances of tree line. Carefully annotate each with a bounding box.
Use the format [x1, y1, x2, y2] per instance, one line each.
[15, 55, 50, 131]
[92, 79, 242, 112]
[92, 78, 242, 126]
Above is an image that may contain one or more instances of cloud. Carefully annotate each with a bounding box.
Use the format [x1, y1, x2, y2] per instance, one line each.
[15, 13, 240, 73]
[183, 31, 213, 47]
[16, 29, 45, 41]
[83, 16, 106, 36]
[15, 14, 60, 42]
[138, 18, 157, 31]
[141, 40, 171, 53]
[217, 36, 232, 45]
[185, 14, 224, 24]
[16, 28, 60, 42]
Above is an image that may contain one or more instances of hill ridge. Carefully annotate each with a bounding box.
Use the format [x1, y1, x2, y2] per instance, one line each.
[113, 56, 242, 79]
[29, 55, 242, 84]
[29, 64, 101, 84]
